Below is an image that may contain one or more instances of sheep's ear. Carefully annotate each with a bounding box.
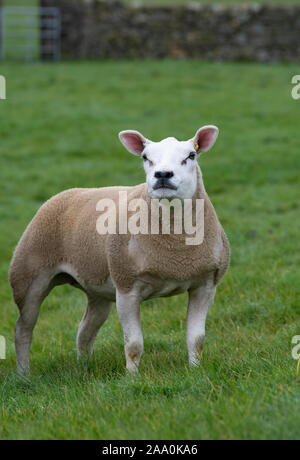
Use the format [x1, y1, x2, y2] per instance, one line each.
[191, 125, 219, 153]
[119, 130, 150, 155]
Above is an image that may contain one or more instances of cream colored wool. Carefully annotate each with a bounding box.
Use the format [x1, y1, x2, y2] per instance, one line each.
[9, 128, 230, 375]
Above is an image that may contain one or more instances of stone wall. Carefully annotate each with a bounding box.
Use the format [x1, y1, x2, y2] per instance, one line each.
[41, 0, 300, 62]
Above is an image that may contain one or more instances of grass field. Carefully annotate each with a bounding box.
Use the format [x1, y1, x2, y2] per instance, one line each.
[0, 60, 299, 440]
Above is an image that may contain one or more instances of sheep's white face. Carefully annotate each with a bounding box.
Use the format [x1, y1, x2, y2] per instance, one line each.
[119, 126, 219, 200]
[142, 138, 198, 199]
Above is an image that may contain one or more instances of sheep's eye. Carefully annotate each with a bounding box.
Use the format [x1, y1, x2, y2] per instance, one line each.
[182, 152, 196, 165]
[143, 155, 153, 166]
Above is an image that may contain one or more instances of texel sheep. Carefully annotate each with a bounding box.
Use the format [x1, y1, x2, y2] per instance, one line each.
[9, 126, 230, 375]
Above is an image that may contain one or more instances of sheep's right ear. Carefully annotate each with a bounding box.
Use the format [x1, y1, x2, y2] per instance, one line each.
[119, 130, 150, 155]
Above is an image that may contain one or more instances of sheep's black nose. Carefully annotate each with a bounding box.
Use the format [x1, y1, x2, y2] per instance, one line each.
[155, 171, 174, 179]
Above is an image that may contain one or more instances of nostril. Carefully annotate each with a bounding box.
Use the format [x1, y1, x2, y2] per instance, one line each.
[165, 171, 174, 179]
[155, 171, 174, 179]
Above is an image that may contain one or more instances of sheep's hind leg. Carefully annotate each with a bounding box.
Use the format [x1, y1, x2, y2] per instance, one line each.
[15, 272, 53, 376]
[186, 277, 216, 367]
[76, 296, 112, 358]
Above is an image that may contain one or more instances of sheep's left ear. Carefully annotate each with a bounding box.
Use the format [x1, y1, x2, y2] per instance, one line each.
[119, 130, 150, 156]
[191, 125, 219, 153]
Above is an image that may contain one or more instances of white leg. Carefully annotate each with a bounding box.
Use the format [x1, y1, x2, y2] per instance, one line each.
[186, 278, 216, 366]
[116, 289, 143, 374]
[77, 297, 112, 358]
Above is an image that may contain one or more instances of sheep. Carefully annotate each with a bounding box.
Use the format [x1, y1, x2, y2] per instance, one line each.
[9, 126, 230, 375]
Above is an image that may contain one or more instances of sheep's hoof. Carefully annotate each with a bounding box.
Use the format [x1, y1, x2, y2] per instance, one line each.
[126, 363, 139, 374]
[125, 341, 143, 374]
[189, 336, 204, 367]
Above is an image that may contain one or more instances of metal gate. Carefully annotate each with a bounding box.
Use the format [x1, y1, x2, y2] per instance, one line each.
[0, 6, 61, 61]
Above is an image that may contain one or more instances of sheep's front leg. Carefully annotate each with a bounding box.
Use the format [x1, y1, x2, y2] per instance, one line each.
[187, 279, 216, 366]
[116, 290, 143, 373]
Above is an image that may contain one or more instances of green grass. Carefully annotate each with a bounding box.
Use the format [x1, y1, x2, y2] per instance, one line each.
[0, 60, 300, 440]
[3, 0, 38, 4]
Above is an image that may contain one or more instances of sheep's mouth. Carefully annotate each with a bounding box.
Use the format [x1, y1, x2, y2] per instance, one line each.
[153, 180, 177, 191]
